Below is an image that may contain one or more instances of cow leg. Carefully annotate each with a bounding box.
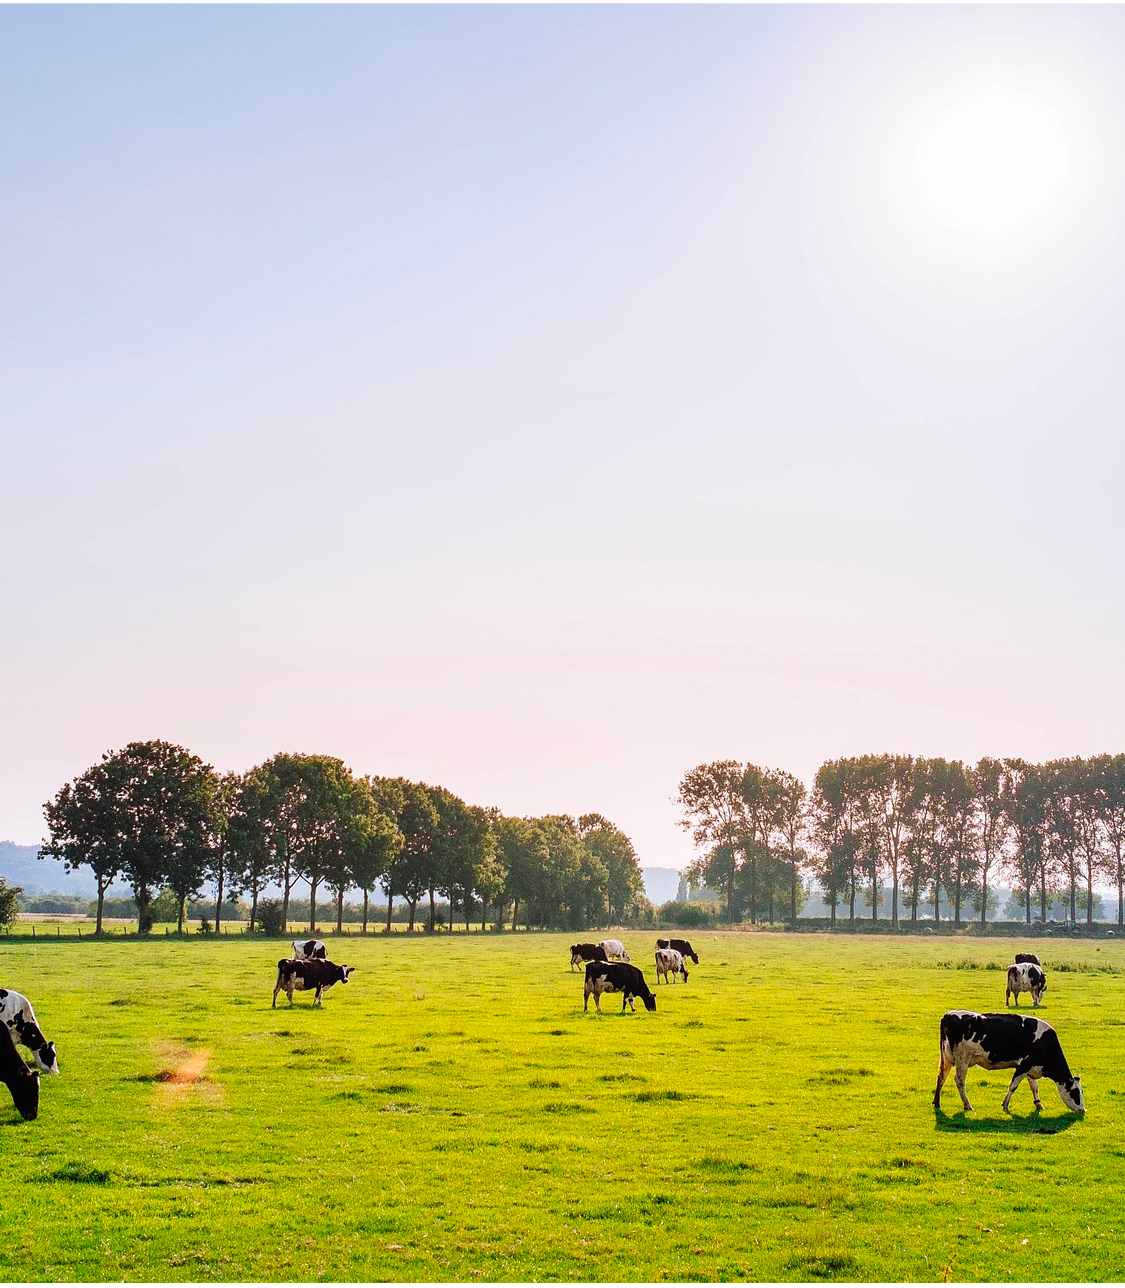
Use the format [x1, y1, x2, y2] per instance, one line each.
[1002, 1070, 1027, 1112]
[1006, 985, 1012, 1006]
[954, 1060, 974, 1112]
[315, 986, 323, 1007]
[583, 989, 590, 1011]
[272, 982, 280, 1008]
[933, 1051, 953, 1108]
[1028, 1076, 1043, 1110]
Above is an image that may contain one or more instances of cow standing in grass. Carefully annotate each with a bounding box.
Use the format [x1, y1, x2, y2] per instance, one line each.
[1006, 962, 1047, 1008]
[570, 943, 608, 972]
[655, 947, 688, 984]
[292, 939, 327, 960]
[272, 959, 354, 1007]
[933, 1010, 1084, 1114]
[597, 939, 630, 962]
[583, 961, 656, 1014]
[0, 989, 58, 1075]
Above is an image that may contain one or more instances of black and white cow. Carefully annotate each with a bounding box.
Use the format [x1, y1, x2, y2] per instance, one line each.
[1013, 952, 1041, 966]
[570, 943, 608, 972]
[1006, 962, 1047, 1007]
[272, 959, 354, 1007]
[0, 989, 58, 1075]
[933, 1010, 1084, 1114]
[583, 961, 656, 1014]
[292, 938, 327, 960]
[654, 947, 688, 984]
[597, 939, 630, 962]
[657, 937, 699, 964]
[0, 1022, 39, 1121]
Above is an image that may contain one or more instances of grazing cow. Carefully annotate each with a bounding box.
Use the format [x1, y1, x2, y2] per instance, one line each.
[597, 939, 631, 962]
[0, 989, 58, 1075]
[933, 1010, 1084, 1114]
[0, 1022, 39, 1121]
[292, 939, 327, 961]
[272, 959, 354, 1008]
[583, 961, 656, 1014]
[1014, 952, 1041, 966]
[569, 943, 608, 972]
[1006, 962, 1047, 1008]
[657, 937, 699, 964]
[654, 947, 688, 984]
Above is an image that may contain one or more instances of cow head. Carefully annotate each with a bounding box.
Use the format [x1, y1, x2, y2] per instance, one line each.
[341, 966, 354, 983]
[35, 1043, 58, 1076]
[620, 950, 631, 962]
[643, 995, 657, 1012]
[570, 948, 583, 966]
[680, 966, 689, 983]
[1058, 1075, 1084, 1114]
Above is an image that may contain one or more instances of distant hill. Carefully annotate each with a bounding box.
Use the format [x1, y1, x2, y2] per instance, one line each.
[0, 841, 84, 895]
[641, 866, 682, 906]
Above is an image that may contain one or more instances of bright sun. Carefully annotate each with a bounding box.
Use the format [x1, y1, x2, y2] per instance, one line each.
[907, 87, 1072, 243]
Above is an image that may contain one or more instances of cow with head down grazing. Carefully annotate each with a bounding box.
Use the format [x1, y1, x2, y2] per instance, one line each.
[0, 989, 58, 1075]
[934, 1010, 1083, 1115]
[584, 961, 656, 1014]
[1006, 962, 1047, 1008]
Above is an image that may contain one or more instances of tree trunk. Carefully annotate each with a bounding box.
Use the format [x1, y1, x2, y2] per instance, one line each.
[136, 886, 151, 935]
[981, 868, 989, 926]
[386, 886, 393, 933]
[250, 886, 259, 933]
[829, 895, 836, 928]
[849, 877, 855, 926]
[1087, 868, 1094, 926]
[336, 887, 344, 934]
[428, 889, 435, 932]
[934, 882, 941, 926]
[891, 872, 898, 930]
[1025, 886, 1032, 926]
[362, 889, 369, 934]
[409, 896, 418, 932]
[215, 863, 224, 935]
[512, 897, 519, 931]
[1039, 874, 1048, 923]
[96, 879, 106, 936]
[790, 863, 797, 929]
[309, 878, 318, 933]
[177, 895, 185, 935]
[281, 848, 291, 931]
[910, 874, 919, 928]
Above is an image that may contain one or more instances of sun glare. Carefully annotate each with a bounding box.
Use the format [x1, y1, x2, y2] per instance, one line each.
[908, 87, 1072, 243]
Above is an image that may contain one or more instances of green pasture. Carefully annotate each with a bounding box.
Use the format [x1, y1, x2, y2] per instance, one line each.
[0, 932, 1122, 1283]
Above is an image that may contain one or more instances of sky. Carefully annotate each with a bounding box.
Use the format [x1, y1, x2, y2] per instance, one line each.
[3, 5, 1125, 870]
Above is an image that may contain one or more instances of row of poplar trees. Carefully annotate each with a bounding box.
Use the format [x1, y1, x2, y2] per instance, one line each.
[41, 740, 643, 935]
[677, 755, 1125, 928]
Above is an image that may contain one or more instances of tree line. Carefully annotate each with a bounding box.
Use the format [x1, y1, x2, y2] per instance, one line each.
[678, 754, 1125, 929]
[41, 741, 645, 936]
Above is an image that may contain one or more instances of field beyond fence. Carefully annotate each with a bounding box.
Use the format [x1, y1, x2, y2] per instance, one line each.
[0, 931, 1121, 1281]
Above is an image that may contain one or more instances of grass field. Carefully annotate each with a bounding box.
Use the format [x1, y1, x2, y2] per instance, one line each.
[0, 932, 1122, 1283]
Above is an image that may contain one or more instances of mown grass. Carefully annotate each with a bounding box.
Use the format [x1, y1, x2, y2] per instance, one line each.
[0, 932, 1122, 1282]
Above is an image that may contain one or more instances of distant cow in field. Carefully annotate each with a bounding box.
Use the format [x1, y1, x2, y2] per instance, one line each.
[292, 939, 327, 960]
[0, 989, 58, 1075]
[655, 947, 688, 984]
[272, 959, 354, 1007]
[1006, 962, 1047, 1007]
[0, 1023, 39, 1121]
[583, 961, 656, 1014]
[1014, 952, 1041, 966]
[657, 937, 699, 964]
[597, 939, 630, 962]
[570, 943, 608, 972]
[934, 1010, 1083, 1114]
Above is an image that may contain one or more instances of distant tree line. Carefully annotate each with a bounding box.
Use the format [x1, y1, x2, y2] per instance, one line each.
[41, 741, 645, 936]
[678, 755, 1125, 929]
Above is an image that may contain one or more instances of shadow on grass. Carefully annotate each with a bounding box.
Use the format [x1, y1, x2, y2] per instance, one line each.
[934, 1106, 1081, 1134]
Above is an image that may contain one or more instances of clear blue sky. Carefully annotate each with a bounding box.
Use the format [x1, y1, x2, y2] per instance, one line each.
[4, 5, 1124, 869]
